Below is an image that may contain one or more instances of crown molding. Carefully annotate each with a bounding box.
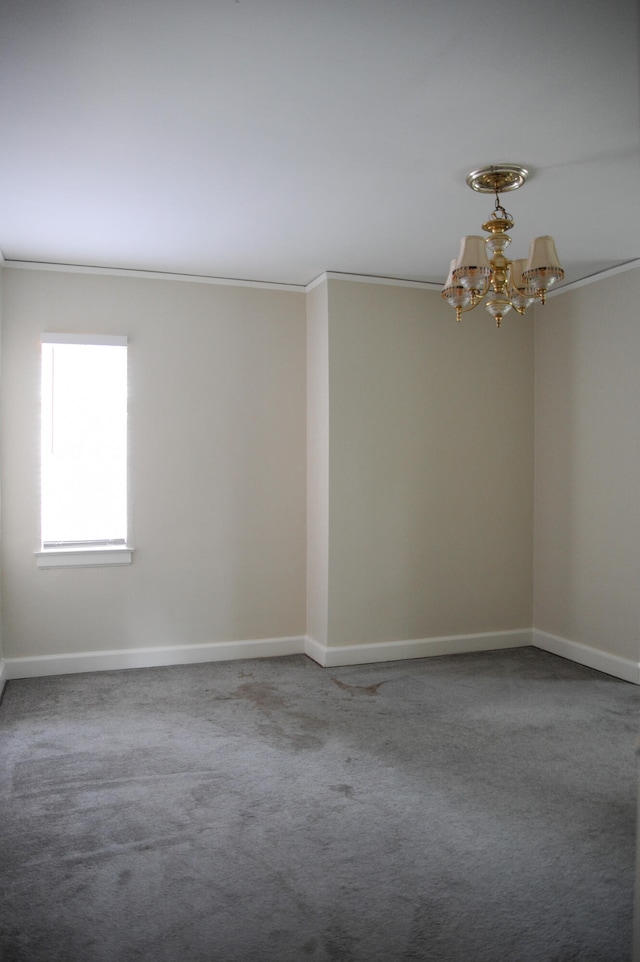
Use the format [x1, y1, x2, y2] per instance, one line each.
[306, 271, 443, 292]
[0, 259, 306, 293]
[548, 259, 640, 297]
[301, 264, 640, 295]
[2, 257, 638, 296]
[0, 262, 442, 293]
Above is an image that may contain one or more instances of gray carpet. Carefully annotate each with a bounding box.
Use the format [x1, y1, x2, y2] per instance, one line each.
[1, 646, 638, 962]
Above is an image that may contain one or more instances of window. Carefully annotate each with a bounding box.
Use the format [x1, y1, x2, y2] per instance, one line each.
[37, 334, 131, 568]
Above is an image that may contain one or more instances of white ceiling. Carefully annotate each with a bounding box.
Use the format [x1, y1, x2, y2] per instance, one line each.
[1, 0, 639, 289]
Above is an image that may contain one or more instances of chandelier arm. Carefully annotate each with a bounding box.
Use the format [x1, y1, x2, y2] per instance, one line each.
[492, 261, 533, 316]
[457, 298, 481, 318]
[451, 284, 490, 322]
[468, 277, 491, 305]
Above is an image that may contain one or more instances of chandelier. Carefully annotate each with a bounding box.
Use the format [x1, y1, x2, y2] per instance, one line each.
[442, 165, 564, 328]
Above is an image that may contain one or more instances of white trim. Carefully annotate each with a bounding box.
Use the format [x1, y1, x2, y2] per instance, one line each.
[4, 261, 442, 293]
[304, 629, 532, 668]
[4, 257, 639, 297]
[548, 259, 640, 297]
[2, 630, 531, 680]
[42, 333, 127, 346]
[2, 260, 306, 292]
[309, 271, 443, 292]
[5, 629, 636, 682]
[532, 629, 640, 684]
[305, 273, 329, 292]
[306, 261, 640, 297]
[303, 636, 329, 665]
[36, 547, 133, 568]
[3, 636, 307, 679]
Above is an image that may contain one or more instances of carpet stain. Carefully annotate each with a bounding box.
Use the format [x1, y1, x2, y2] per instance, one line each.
[218, 681, 287, 712]
[331, 677, 385, 697]
[217, 682, 325, 752]
[329, 783, 355, 799]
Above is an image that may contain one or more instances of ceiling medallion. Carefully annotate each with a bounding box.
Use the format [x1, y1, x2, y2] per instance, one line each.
[465, 164, 529, 194]
[442, 164, 564, 328]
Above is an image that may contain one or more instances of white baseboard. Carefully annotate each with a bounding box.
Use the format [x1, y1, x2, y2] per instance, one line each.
[5, 629, 636, 684]
[305, 629, 532, 668]
[1, 630, 533, 679]
[532, 629, 640, 684]
[3, 636, 306, 680]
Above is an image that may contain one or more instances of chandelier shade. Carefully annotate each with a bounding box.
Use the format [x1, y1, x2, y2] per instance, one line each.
[453, 236, 491, 290]
[442, 259, 474, 311]
[443, 165, 564, 327]
[523, 235, 564, 291]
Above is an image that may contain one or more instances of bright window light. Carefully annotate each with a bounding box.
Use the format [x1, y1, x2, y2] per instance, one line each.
[41, 335, 128, 547]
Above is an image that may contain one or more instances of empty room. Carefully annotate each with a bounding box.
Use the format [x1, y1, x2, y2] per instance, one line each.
[1, 1, 640, 960]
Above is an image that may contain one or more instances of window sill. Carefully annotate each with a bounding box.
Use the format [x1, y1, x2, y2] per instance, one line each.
[36, 547, 133, 569]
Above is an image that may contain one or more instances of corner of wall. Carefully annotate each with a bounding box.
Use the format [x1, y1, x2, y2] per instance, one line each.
[0, 261, 4, 675]
[532, 629, 640, 685]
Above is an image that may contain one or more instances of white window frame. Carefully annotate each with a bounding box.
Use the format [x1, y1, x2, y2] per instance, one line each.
[36, 333, 133, 569]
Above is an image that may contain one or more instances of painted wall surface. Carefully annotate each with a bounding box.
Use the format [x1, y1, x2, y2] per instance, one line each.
[0, 267, 3, 671]
[306, 279, 329, 648]
[6, 263, 637, 672]
[325, 279, 534, 647]
[1, 269, 306, 658]
[534, 268, 640, 661]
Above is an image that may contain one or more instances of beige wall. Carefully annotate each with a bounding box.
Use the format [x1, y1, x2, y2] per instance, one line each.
[4, 263, 636, 672]
[323, 278, 534, 648]
[1, 269, 307, 658]
[534, 268, 640, 662]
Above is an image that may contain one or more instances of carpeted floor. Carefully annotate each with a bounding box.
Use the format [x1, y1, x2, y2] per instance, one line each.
[1, 646, 639, 962]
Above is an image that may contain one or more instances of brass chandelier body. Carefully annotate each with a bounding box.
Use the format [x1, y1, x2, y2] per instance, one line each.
[442, 165, 564, 328]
